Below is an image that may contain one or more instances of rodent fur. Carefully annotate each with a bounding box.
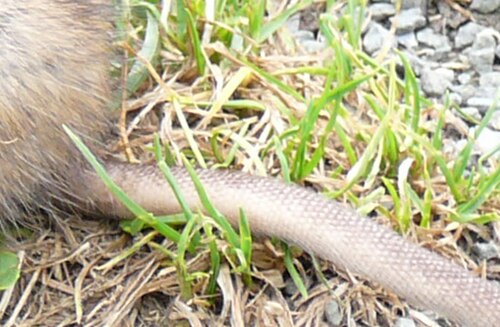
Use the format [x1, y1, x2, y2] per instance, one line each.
[0, 0, 113, 228]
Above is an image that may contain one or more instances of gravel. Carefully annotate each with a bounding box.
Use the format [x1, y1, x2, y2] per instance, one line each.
[470, 0, 500, 14]
[363, 22, 393, 54]
[421, 67, 455, 96]
[288, 0, 500, 196]
[360, 0, 500, 160]
[369, 3, 396, 21]
[391, 8, 427, 34]
[468, 29, 497, 73]
[455, 22, 484, 48]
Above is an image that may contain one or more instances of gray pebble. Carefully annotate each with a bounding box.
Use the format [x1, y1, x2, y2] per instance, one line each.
[448, 92, 463, 105]
[462, 107, 482, 121]
[391, 8, 426, 34]
[444, 138, 468, 158]
[283, 278, 298, 296]
[467, 87, 500, 113]
[294, 30, 315, 43]
[429, 46, 453, 62]
[300, 39, 327, 53]
[472, 242, 499, 260]
[437, 1, 469, 29]
[468, 30, 496, 73]
[324, 300, 343, 326]
[401, 51, 431, 76]
[397, 32, 418, 49]
[467, 97, 499, 113]
[363, 22, 393, 54]
[369, 3, 396, 21]
[286, 14, 300, 34]
[416, 28, 450, 50]
[295, 30, 328, 53]
[451, 84, 476, 102]
[458, 72, 472, 85]
[470, 0, 500, 14]
[469, 48, 495, 73]
[479, 72, 500, 88]
[400, 0, 427, 13]
[473, 29, 497, 49]
[455, 22, 484, 49]
[472, 126, 500, 158]
[421, 67, 455, 96]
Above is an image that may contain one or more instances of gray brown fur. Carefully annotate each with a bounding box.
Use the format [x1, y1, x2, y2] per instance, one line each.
[0, 2, 499, 326]
[0, 0, 112, 224]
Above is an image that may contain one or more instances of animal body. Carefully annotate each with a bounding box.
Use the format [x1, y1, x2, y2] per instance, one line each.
[0, 1, 499, 326]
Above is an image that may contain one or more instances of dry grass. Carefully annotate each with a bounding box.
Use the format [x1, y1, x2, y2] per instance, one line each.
[7, 216, 496, 326]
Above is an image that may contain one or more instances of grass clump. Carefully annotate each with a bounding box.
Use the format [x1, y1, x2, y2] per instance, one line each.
[118, 0, 499, 318]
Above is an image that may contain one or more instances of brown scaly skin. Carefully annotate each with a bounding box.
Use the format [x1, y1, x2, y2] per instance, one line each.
[0, 1, 499, 326]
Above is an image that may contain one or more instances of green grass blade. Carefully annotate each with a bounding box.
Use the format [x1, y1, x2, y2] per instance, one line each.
[64, 126, 182, 243]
